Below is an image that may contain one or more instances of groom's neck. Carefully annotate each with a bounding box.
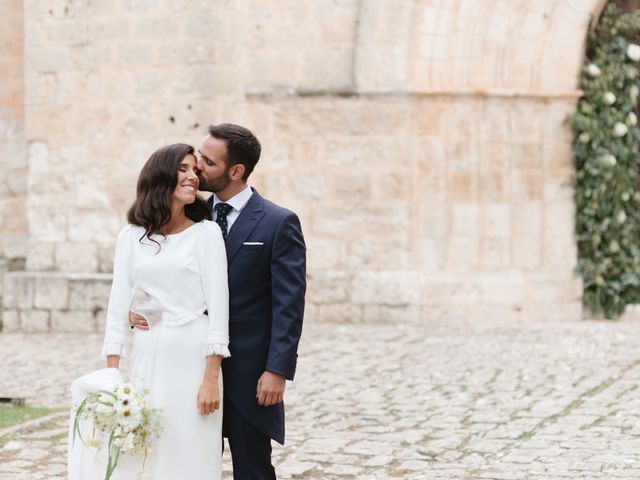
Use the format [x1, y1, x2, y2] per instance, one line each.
[215, 181, 248, 202]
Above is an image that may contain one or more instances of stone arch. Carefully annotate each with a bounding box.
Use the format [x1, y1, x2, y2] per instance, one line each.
[353, 0, 613, 96]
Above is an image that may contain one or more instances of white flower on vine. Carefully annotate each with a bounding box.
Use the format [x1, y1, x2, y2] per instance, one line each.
[603, 92, 616, 105]
[617, 211, 627, 224]
[613, 122, 629, 137]
[631, 85, 640, 103]
[586, 63, 601, 77]
[627, 44, 640, 62]
[609, 241, 621, 253]
[627, 112, 638, 126]
[602, 153, 617, 166]
[622, 192, 631, 202]
[578, 132, 590, 143]
[628, 67, 639, 79]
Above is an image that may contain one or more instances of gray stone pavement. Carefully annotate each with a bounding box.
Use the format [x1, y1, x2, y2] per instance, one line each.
[1, 320, 640, 479]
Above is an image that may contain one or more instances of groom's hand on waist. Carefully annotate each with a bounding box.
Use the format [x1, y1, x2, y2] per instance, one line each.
[256, 371, 286, 407]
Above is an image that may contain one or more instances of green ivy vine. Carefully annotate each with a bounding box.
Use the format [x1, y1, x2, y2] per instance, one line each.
[572, 5, 640, 318]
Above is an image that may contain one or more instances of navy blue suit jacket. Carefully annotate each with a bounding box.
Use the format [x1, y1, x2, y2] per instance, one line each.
[208, 189, 306, 445]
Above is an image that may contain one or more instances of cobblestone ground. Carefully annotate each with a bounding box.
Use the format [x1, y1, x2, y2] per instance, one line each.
[1, 320, 640, 479]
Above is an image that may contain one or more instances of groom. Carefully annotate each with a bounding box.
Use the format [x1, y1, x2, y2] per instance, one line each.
[196, 123, 306, 479]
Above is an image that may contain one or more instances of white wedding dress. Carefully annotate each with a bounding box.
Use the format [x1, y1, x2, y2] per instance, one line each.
[68, 221, 229, 480]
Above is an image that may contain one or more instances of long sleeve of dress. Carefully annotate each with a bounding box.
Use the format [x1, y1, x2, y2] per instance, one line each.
[101, 225, 134, 358]
[198, 222, 230, 357]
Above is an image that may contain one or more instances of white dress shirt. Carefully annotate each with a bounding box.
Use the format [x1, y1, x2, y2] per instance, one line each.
[211, 184, 253, 232]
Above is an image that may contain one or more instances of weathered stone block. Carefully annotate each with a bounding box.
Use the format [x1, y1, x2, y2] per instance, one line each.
[55, 242, 98, 272]
[316, 303, 363, 323]
[521, 301, 582, 322]
[351, 272, 420, 306]
[0, 259, 6, 296]
[306, 238, 347, 271]
[25, 48, 70, 72]
[447, 172, 477, 202]
[34, 276, 69, 310]
[97, 244, 117, 273]
[480, 238, 511, 269]
[363, 304, 420, 324]
[524, 275, 580, 303]
[26, 241, 55, 271]
[421, 277, 481, 305]
[511, 170, 543, 201]
[479, 273, 524, 304]
[542, 233, 577, 270]
[301, 45, 354, 91]
[450, 204, 479, 237]
[512, 235, 542, 269]
[446, 237, 479, 270]
[20, 310, 49, 333]
[1, 309, 20, 332]
[3, 234, 27, 259]
[117, 43, 156, 65]
[420, 304, 468, 325]
[346, 238, 409, 271]
[47, 22, 89, 46]
[96, 310, 107, 334]
[290, 174, 325, 200]
[51, 310, 95, 333]
[416, 237, 445, 273]
[3, 274, 34, 309]
[417, 194, 447, 239]
[27, 210, 67, 242]
[478, 171, 510, 202]
[67, 211, 120, 244]
[307, 271, 350, 304]
[481, 203, 511, 238]
[68, 279, 111, 310]
[512, 202, 542, 237]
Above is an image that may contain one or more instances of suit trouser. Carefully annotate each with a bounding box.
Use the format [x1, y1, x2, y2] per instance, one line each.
[223, 398, 276, 480]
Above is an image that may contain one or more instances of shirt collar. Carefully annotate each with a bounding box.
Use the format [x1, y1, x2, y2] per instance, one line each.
[212, 185, 253, 212]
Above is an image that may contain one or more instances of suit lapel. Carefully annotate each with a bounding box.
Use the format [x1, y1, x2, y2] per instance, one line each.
[225, 189, 266, 265]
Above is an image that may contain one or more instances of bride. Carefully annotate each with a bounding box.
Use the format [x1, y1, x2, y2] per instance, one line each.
[68, 143, 229, 479]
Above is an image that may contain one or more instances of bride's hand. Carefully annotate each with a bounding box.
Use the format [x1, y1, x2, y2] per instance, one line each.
[197, 381, 220, 415]
[129, 311, 149, 330]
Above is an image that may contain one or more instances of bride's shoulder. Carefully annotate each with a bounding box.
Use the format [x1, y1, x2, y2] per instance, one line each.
[197, 220, 224, 239]
[117, 224, 144, 239]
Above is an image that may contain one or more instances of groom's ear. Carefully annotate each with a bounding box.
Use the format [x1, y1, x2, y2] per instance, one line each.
[230, 163, 246, 181]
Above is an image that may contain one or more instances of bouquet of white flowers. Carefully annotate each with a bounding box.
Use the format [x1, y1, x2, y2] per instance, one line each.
[73, 382, 162, 480]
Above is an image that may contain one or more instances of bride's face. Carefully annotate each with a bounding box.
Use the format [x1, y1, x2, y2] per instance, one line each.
[172, 154, 199, 206]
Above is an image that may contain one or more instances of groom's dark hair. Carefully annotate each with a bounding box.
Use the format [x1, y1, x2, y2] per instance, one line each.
[208, 123, 261, 180]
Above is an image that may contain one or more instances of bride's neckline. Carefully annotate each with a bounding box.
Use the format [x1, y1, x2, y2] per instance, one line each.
[160, 221, 198, 237]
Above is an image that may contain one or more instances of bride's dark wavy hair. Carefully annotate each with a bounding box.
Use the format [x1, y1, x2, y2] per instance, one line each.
[127, 143, 211, 247]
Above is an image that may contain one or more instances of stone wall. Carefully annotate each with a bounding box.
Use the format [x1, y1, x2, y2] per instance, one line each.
[0, 0, 27, 261]
[0, 0, 27, 329]
[246, 93, 582, 324]
[1, 0, 622, 331]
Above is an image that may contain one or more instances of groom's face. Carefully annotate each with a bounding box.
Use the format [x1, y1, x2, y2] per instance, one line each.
[197, 136, 231, 193]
